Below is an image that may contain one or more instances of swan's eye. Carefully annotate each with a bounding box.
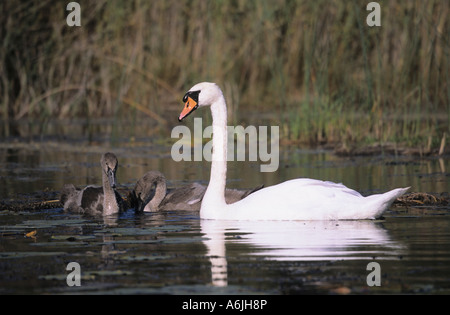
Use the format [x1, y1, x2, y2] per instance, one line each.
[182, 90, 200, 104]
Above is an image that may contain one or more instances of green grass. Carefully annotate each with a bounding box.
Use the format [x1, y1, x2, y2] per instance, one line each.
[0, 0, 448, 149]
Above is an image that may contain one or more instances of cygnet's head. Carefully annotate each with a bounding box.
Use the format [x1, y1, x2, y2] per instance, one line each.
[100, 152, 118, 189]
[133, 171, 167, 212]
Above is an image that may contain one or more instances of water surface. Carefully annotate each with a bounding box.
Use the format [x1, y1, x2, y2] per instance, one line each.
[0, 120, 449, 294]
[1, 207, 450, 294]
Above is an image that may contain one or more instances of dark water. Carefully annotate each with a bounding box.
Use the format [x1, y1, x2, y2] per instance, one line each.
[0, 120, 449, 294]
[1, 208, 450, 294]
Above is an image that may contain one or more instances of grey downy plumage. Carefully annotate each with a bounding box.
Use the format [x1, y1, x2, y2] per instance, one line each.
[60, 152, 124, 216]
[130, 170, 263, 212]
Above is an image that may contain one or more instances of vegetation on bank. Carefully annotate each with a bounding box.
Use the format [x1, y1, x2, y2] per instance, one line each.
[1, 0, 448, 150]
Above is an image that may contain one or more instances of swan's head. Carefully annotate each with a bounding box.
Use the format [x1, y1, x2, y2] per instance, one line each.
[179, 82, 223, 121]
[100, 152, 118, 189]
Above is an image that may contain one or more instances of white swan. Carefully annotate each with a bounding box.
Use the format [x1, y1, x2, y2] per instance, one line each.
[178, 82, 409, 220]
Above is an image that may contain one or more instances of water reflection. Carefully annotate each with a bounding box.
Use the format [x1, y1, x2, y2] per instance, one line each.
[1, 140, 449, 200]
[201, 219, 404, 287]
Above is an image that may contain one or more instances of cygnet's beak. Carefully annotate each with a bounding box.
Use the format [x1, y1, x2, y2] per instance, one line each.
[107, 168, 116, 189]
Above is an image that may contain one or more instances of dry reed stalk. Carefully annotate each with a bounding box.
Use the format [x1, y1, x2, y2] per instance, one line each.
[0, 1, 447, 147]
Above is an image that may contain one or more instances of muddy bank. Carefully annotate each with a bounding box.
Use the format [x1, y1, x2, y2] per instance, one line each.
[334, 141, 449, 157]
[0, 189, 62, 211]
[2, 121, 449, 159]
[395, 191, 449, 206]
[0, 188, 134, 212]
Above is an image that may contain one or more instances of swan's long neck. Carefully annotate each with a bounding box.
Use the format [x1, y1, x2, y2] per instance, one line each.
[201, 95, 228, 213]
[148, 178, 167, 211]
[102, 171, 119, 216]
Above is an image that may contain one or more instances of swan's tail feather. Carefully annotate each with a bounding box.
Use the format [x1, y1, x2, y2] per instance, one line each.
[366, 187, 410, 219]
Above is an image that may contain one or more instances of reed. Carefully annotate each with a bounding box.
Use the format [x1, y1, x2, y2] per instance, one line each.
[0, 0, 448, 149]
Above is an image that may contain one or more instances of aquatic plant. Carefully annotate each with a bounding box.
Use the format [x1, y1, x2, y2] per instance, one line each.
[0, 0, 448, 148]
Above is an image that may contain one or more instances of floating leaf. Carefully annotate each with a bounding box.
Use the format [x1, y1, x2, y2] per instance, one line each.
[25, 230, 37, 238]
[86, 270, 134, 276]
[30, 241, 89, 247]
[331, 286, 351, 295]
[39, 274, 96, 281]
[101, 239, 159, 245]
[0, 251, 66, 259]
[20, 219, 87, 227]
[50, 235, 96, 241]
[95, 227, 158, 236]
[119, 254, 172, 262]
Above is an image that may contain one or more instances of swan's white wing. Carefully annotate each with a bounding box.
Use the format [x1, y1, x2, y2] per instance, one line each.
[221, 179, 405, 220]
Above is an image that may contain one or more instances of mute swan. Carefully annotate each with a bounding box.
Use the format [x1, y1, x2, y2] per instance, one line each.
[130, 170, 263, 212]
[178, 82, 409, 220]
[60, 152, 124, 216]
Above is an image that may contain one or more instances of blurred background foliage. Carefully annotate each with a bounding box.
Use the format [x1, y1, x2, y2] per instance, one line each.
[0, 0, 448, 147]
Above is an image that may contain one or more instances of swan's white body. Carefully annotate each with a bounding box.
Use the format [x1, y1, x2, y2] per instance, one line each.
[202, 178, 408, 220]
[179, 82, 409, 221]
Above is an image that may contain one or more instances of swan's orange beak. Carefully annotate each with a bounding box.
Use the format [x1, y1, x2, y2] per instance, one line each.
[178, 96, 198, 121]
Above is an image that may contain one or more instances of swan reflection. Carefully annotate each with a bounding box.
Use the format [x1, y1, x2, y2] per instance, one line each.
[201, 220, 404, 287]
